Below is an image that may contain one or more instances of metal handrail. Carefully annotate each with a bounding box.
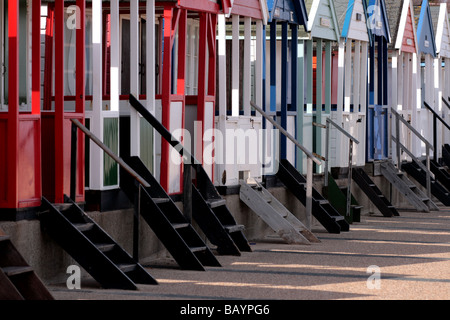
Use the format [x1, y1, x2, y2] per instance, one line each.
[390, 108, 432, 198]
[250, 101, 321, 230]
[442, 97, 450, 111]
[70, 118, 152, 260]
[71, 119, 150, 188]
[424, 101, 450, 131]
[323, 118, 360, 217]
[251, 101, 322, 166]
[391, 109, 433, 149]
[424, 101, 450, 162]
[326, 118, 360, 144]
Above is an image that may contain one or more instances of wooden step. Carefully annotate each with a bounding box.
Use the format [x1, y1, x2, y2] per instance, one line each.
[206, 199, 226, 208]
[1, 266, 33, 277]
[74, 223, 95, 232]
[224, 224, 245, 233]
[190, 246, 207, 253]
[153, 198, 170, 204]
[95, 243, 115, 253]
[0, 235, 11, 242]
[172, 223, 190, 230]
[118, 264, 136, 273]
[54, 203, 72, 211]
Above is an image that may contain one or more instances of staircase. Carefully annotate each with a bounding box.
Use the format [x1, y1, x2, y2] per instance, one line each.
[0, 234, 54, 300]
[239, 179, 319, 245]
[128, 95, 251, 256]
[322, 173, 362, 224]
[442, 144, 450, 167]
[121, 156, 221, 270]
[276, 159, 349, 234]
[380, 161, 438, 212]
[402, 161, 450, 206]
[193, 166, 252, 255]
[430, 160, 450, 193]
[352, 167, 399, 217]
[40, 196, 158, 290]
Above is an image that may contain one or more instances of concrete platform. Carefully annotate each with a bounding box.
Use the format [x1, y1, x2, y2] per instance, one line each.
[48, 208, 450, 300]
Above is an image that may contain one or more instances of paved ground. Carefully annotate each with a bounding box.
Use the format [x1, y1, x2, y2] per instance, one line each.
[48, 208, 450, 301]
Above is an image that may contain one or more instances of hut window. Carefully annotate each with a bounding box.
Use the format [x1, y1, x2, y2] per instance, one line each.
[1, 0, 29, 110]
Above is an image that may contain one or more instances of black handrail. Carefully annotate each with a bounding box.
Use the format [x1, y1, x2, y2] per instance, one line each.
[424, 102, 450, 131]
[129, 94, 202, 166]
[442, 97, 450, 112]
[424, 101, 450, 161]
[70, 118, 152, 261]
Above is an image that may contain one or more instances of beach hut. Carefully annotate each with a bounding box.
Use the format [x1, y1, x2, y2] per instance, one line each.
[365, 0, 391, 161]
[298, 0, 340, 173]
[385, 0, 419, 163]
[332, 0, 371, 169]
[413, 0, 438, 156]
[430, 3, 450, 155]
[214, 0, 269, 187]
[0, 0, 44, 218]
[42, 1, 233, 206]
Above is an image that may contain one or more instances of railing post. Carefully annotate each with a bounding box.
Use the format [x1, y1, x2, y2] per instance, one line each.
[347, 140, 353, 217]
[395, 113, 401, 169]
[433, 114, 437, 162]
[183, 163, 192, 223]
[426, 146, 432, 199]
[306, 157, 313, 230]
[324, 121, 330, 187]
[133, 182, 141, 262]
[70, 122, 78, 202]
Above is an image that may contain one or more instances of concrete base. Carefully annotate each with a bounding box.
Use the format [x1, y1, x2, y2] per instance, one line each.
[0, 169, 424, 285]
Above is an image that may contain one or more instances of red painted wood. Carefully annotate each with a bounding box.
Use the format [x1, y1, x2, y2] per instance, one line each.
[77, 0, 86, 114]
[177, 10, 187, 96]
[43, 4, 54, 111]
[178, 0, 220, 14]
[231, 0, 263, 19]
[0, 119, 7, 205]
[76, 0, 86, 201]
[54, 0, 65, 204]
[32, 0, 41, 116]
[197, 13, 208, 167]
[401, 8, 416, 54]
[18, 117, 40, 206]
[160, 6, 174, 192]
[7, 0, 19, 209]
[29, 0, 42, 207]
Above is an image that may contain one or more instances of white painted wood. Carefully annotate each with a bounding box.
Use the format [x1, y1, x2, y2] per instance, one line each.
[243, 17, 252, 116]
[360, 42, 368, 113]
[217, 14, 227, 117]
[391, 52, 398, 112]
[344, 40, 352, 113]
[347, 0, 369, 42]
[395, 0, 409, 51]
[169, 101, 183, 194]
[232, 14, 240, 117]
[255, 20, 263, 109]
[110, 0, 119, 113]
[90, 0, 104, 190]
[337, 40, 345, 120]
[399, 53, 404, 111]
[146, 0, 155, 114]
[204, 101, 215, 181]
[130, 0, 140, 157]
[353, 41, 361, 111]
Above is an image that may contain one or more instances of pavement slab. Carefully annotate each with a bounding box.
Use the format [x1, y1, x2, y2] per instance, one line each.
[47, 209, 450, 301]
